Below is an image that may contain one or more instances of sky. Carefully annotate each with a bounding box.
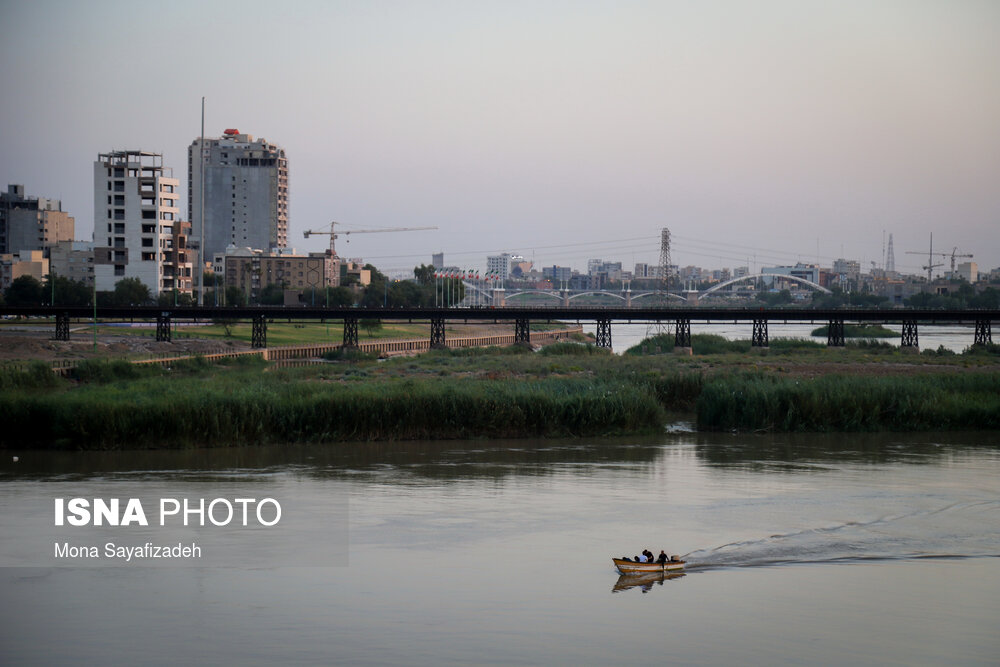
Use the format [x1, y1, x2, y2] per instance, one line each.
[2, 0, 999, 278]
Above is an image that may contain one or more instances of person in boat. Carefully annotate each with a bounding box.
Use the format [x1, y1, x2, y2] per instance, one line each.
[657, 550, 668, 565]
[636, 553, 647, 563]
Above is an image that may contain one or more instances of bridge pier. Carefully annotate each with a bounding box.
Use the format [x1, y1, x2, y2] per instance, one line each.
[430, 317, 446, 348]
[826, 319, 845, 347]
[900, 319, 919, 350]
[974, 319, 992, 346]
[54, 312, 70, 341]
[752, 318, 769, 348]
[595, 319, 612, 348]
[156, 313, 172, 342]
[674, 318, 691, 348]
[251, 314, 267, 349]
[342, 317, 359, 348]
[514, 318, 530, 345]
[561, 289, 569, 308]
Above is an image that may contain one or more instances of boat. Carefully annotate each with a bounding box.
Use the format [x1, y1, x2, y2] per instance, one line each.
[613, 557, 686, 574]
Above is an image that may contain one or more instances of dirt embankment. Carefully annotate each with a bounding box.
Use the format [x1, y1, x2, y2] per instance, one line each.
[0, 332, 251, 363]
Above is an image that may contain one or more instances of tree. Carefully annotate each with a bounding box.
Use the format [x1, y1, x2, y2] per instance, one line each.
[260, 282, 286, 305]
[224, 286, 247, 307]
[157, 291, 195, 307]
[413, 264, 436, 285]
[326, 286, 354, 307]
[113, 278, 151, 306]
[4, 275, 45, 306]
[44, 274, 92, 306]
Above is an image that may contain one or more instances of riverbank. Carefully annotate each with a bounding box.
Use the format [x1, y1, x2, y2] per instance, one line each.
[2, 337, 999, 448]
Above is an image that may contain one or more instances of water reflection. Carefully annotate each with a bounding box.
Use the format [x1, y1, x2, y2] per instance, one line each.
[4, 430, 997, 485]
[612, 571, 686, 594]
[689, 430, 999, 468]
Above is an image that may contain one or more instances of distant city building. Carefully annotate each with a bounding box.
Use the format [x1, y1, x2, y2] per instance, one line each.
[188, 129, 289, 263]
[633, 262, 650, 278]
[587, 258, 603, 276]
[92, 150, 191, 296]
[1, 184, 74, 255]
[48, 240, 94, 286]
[542, 265, 573, 282]
[487, 253, 511, 278]
[432, 252, 444, 269]
[734, 266, 749, 279]
[832, 258, 861, 286]
[215, 246, 329, 302]
[955, 261, 978, 283]
[0, 249, 48, 291]
[509, 255, 532, 277]
[762, 263, 820, 287]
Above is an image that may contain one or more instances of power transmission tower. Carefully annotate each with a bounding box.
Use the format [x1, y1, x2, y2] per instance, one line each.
[645, 227, 672, 341]
[886, 234, 895, 274]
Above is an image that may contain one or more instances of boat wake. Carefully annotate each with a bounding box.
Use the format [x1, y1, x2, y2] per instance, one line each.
[681, 500, 1000, 570]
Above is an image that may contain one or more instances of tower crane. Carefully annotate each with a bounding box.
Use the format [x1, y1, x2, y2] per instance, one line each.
[905, 233, 972, 281]
[303, 221, 437, 258]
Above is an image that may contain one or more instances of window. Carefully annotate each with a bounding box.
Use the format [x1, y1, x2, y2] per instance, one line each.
[113, 168, 124, 177]
[114, 265, 125, 276]
[142, 238, 153, 247]
[113, 181, 125, 192]
[114, 209, 125, 220]
[114, 237, 125, 248]
[141, 252, 155, 261]
[142, 211, 156, 219]
[114, 250, 126, 261]
[142, 224, 155, 234]
[114, 223, 125, 234]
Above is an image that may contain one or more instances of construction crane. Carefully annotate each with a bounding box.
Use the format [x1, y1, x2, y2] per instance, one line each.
[905, 233, 972, 281]
[303, 221, 437, 258]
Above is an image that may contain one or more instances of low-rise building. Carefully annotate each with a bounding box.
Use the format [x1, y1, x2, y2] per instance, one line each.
[0, 249, 48, 290]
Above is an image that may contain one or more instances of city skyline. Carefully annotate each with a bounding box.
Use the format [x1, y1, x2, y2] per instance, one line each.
[2, 1, 998, 278]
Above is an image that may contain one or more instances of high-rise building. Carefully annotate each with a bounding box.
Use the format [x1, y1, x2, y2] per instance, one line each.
[188, 129, 289, 262]
[1, 184, 74, 255]
[92, 150, 192, 296]
[487, 253, 511, 278]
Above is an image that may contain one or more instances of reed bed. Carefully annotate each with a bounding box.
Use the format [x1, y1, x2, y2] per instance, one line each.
[696, 372, 1000, 432]
[0, 370, 668, 449]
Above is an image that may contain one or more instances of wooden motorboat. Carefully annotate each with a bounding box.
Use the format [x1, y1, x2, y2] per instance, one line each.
[613, 557, 686, 574]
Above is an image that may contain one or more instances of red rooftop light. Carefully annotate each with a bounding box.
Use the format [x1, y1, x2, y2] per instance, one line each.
[223, 128, 239, 135]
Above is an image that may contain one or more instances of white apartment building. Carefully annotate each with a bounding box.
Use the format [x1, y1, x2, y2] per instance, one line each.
[487, 253, 511, 278]
[189, 129, 289, 262]
[93, 150, 191, 296]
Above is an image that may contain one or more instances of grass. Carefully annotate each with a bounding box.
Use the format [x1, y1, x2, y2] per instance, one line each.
[1, 333, 998, 448]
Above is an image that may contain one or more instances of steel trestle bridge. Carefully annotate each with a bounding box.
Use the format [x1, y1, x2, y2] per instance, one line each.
[2, 305, 996, 351]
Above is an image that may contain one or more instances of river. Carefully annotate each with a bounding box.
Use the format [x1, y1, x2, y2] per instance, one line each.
[2, 431, 998, 665]
[584, 321, 982, 354]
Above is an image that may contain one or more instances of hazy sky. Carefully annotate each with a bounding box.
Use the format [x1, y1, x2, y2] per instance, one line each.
[2, 0, 998, 277]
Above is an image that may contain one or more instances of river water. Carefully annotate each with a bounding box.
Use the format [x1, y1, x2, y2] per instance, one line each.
[2, 432, 998, 666]
[583, 322, 982, 355]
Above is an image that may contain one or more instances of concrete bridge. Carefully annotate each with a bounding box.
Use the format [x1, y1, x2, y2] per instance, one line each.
[2, 305, 995, 353]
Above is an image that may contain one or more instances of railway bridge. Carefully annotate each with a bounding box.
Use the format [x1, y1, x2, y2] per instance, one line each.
[2, 305, 996, 353]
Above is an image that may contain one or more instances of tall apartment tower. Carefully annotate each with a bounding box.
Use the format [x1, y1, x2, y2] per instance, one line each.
[1, 184, 74, 255]
[92, 150, 191, 296]
[188, 129, 289, 262]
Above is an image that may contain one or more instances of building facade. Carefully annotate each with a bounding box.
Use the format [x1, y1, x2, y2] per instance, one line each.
[189, 129, 289, 263]
[487, 253, 511, 278]
[0, 249, 48, 291]
[48, 241, 94, 286]
[1, 184, 74, 256]
[215, 247, 330, 302]
[92, 150, 191, 296]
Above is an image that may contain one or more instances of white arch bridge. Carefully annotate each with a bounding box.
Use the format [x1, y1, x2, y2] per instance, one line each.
[461, 272, 831, 307]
